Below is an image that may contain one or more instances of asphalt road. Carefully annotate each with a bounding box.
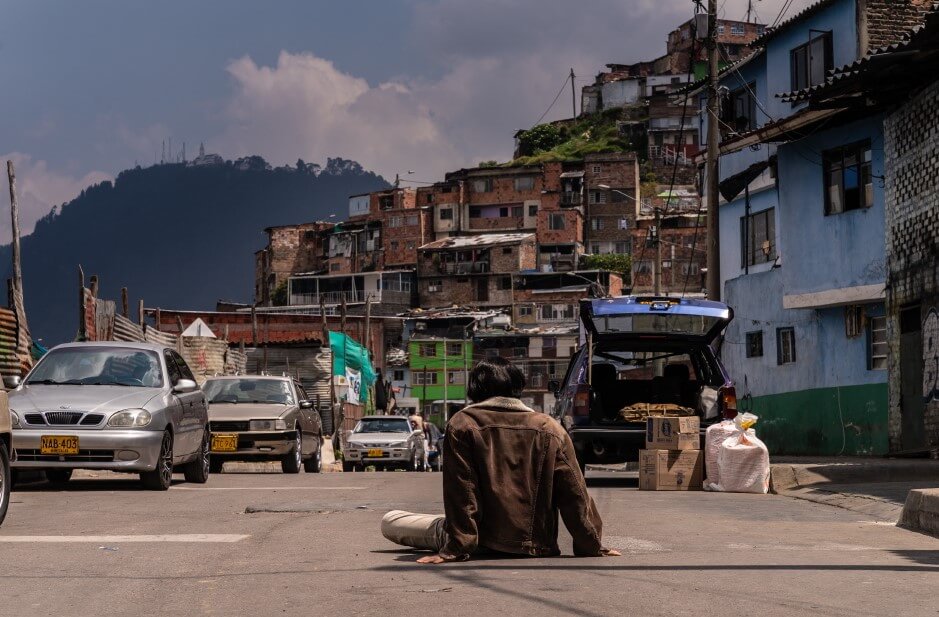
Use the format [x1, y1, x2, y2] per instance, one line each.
[2, 468, 938, 617]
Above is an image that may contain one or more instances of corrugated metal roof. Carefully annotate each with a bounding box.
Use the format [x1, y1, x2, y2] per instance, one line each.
[419, 233, 535, 251]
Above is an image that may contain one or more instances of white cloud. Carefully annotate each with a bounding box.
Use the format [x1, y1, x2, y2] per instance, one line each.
[0, 153, 111, 243]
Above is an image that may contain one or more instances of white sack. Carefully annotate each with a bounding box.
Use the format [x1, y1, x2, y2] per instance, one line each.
[699, 386, 720, 420]
[715, 427, 770, 494]
[703, 420, 737, 490]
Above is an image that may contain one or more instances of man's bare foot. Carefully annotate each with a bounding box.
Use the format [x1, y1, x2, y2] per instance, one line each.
[600, 548, 621, 557]
[417, 554, 447, 564]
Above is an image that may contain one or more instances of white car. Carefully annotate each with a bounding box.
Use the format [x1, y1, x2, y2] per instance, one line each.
[343, 415, 426, 472]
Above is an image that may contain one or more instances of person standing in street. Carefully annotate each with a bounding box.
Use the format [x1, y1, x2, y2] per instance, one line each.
[381, 357, 620, 562]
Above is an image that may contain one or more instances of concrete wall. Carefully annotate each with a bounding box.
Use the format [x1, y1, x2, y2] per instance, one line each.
[600, 79, 641, 108]
[776, 115, 886, 297]
[884, 77, 939, 451]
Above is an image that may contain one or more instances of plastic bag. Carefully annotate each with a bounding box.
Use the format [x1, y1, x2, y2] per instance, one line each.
[703, 419, 737, 490]
[713, 413, 770, 494]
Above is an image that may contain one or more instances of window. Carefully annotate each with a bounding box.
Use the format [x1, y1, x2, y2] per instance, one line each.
[589, 190, 608, 204]
[757, 25, 765, 36]
[869, 316, 887, 370]
[439, 208, 453, 220]
[823, 141, 873, 215]
[611, 190, 632, 204]
[514, 176, 535, 191]
[472, 178, 493, 193]
[513, 347, 526, 358]
[406, 241, 415, 250]
[499, 207, 509, 217]
[427, 279, 443, 293]
[392, 370, 405, 381]
[590, 243, 601, 254]
[528, 205, 538, 217]
[845, 305, 864, 338]
[723, 83, 757, 134]
[540, 305, 574, 321]
[518, 305, 533, 317]
[746, 331, 764, 358]
[390, 240, 399, 250]
[387, 216, 403, 228]
[740, 207, 776, 267]
[615, 241, 630, 254]
[543, 336, 557, 349]
[717, 24, 725, 35]
[405, 215, 419, 226]
[448, 371, 465, 384]
[730, 24, 745, 36]
[164, 351, 182, 385]
[634, 260, 652, 274]
[591, 164, 602, 174]
[485, 348, 499, 359]
[413, 371, 439, 385]
[548, 213, 565, 230]
[502, 247, 513, 255]
[498, 276, 512, 290]
[512, 205, 524, 218]
[330, 263, 340, 272]
[426, 193, 435, 204]
[419, 343, 436, 357]
[790, 32, 832, 92]
[446, 342, 462, 356]
[776, 327, 796, 365]
[590, 218, 604, 231]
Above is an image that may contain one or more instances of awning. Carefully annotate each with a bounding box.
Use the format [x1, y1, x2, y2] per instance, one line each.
[559, 171, 585, 179]
[718, 159, 771, 203]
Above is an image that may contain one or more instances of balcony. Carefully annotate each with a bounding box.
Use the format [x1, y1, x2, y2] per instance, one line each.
[439, 261, 490, 275]
[289, 289, 368, 306]
[561, 192, 582, 206]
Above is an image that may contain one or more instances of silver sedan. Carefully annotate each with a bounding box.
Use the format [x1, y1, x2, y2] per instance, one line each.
[8, 342, 210, 491]
[342, 415, 426, 472]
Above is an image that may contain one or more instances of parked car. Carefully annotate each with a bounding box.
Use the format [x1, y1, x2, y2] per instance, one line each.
[342, 415, 426, 472]
[8, 342, 210, 490]
[0, 388, 11, 525]
[203, 376, 323, 474]
[551, 296, 737, 472]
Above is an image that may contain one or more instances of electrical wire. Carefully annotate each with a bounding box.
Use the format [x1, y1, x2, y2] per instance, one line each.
[530, 73, 573, 129]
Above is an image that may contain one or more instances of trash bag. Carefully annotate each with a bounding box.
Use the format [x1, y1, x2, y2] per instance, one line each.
[713, 413, 770, 494]
[703, 419, 737, 490]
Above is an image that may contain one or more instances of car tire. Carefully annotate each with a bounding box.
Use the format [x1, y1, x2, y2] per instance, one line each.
[140, 430, 174, 491]
[45, 469, 73, 486]
[303, 442, 322, 473]
[0, 441, 10, 526]
[209, 458, 224, 474]
[183, 430, 210, 484]
[342, 461, 355, 473]
[281, 431, 302, 474]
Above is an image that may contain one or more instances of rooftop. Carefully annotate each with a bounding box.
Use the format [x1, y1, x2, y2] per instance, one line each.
[419, 233, 535, 251]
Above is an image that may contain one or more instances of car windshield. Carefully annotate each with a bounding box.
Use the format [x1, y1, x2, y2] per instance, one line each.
[203, 379, 295, 405]
[25, 346, 164, 387]
[353, 418, 412, 434]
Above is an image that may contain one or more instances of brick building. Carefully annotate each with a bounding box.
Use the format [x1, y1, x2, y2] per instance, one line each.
[254, 221, 333, 306]
[667, 17, 764, 76]
[417, 233, 536, 309]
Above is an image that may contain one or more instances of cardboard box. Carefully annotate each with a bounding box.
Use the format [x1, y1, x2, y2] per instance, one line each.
[638, 449, 704, 491]
[645, 415, 701, 450]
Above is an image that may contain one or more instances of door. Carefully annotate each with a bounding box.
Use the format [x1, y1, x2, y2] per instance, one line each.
[162, 351, 187, 460]
[295, 382, 321, 457]
[899, 305, 926, 451]
[476, 278, 489, 302]
[168, 351, 205, 457]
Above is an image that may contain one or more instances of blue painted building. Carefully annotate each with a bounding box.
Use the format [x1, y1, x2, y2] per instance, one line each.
[697, 0, 929, 454]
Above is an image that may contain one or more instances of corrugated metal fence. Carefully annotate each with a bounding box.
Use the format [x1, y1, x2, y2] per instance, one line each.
[0, 307, 29, 379]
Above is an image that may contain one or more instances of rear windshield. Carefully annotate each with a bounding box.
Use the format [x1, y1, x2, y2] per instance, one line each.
[592, 313, 723, 337]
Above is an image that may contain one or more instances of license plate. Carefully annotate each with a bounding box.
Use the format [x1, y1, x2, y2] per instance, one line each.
[367, 448, 384, 458]
[211, 434, 238, 452]
[40, 435, 79, 455]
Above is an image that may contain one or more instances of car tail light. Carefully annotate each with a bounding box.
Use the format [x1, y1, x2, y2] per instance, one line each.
[573, 385, 590, 416]
[719, 386, 738, 419]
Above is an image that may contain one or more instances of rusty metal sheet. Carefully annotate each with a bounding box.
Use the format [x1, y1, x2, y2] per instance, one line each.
[113, 314, 145, 342]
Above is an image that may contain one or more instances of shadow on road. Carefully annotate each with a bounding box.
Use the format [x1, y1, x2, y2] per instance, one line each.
[13, 478, 186, 492]
[585, 475, 638, 489]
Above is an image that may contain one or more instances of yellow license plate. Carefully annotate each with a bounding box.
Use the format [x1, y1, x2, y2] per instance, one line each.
[40, 435, 79, 455]
[367, 448, 384, 458]
[211, 434, 238, 452]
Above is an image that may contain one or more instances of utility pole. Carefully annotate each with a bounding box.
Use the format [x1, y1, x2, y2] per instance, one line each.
[570, 68, 577, 118]
[705, 0, 722, 301]
[654, 207, 663, 295]
[7, 161, 31, 370]
[746, 0, 753, 22]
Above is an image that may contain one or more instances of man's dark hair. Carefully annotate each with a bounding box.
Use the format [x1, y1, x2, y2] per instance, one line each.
[466, 357, 526, 403]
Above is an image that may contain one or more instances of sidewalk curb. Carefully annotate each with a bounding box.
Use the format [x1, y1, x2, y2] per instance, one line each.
[770, 459, 939, 493]
[898, 489, 939, 538]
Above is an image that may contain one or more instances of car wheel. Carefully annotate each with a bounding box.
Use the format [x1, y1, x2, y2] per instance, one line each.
[281, 430, 302, 474]
[209, 457, 224, 474]
[303, 442, 322, 473]
[342, 461, 355, 473]
[0, 441, 10, 526]
[45, 469, 73, 486]
[183, 430, 210, 484]
[140, 430, 174, 491]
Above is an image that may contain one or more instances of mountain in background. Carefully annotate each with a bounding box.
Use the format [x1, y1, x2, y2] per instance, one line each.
[0, 155, 390, 345]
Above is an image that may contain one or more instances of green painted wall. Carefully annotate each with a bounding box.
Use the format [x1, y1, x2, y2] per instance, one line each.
[408, 340, 473, 407]
[745, 383, 889, 456]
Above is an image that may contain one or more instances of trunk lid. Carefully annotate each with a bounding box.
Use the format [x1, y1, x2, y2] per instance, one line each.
[580, 296, 733, 345]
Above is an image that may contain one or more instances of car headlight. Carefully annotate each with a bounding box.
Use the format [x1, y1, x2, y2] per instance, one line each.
[10, 410, 20, 428]
[108, 409, 152, 428]
[388, 441, 408, 449]
[347, 442, 366, 450]
[249, 419, 288, 431]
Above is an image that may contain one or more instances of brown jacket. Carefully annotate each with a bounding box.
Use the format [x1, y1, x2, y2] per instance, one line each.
[439, 397, 604, 559]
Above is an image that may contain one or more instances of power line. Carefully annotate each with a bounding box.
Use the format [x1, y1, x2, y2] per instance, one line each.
[531, 73, 574, 128]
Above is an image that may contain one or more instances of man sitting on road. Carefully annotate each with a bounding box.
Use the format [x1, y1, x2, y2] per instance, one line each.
[381, 357, 620, 563]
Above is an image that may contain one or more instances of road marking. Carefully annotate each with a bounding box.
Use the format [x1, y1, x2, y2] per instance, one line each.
[171, 486, 367, 491]
[0, 534, 249, 543]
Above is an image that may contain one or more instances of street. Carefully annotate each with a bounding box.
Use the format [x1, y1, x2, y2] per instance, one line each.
[2, 469, 938, 617]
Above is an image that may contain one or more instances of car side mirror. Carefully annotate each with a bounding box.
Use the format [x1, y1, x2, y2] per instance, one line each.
[299, 400, 314, 409]
[173, 378, 198, 394]
[547, 380, 560, 394]
[3, 375, 22, 389]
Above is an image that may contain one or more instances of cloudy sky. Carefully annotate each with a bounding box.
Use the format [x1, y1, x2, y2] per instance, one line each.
[0, 0, 815, 241]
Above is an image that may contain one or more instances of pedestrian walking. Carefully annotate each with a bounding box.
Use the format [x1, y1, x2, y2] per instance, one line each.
[381, 357, 620, 563]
